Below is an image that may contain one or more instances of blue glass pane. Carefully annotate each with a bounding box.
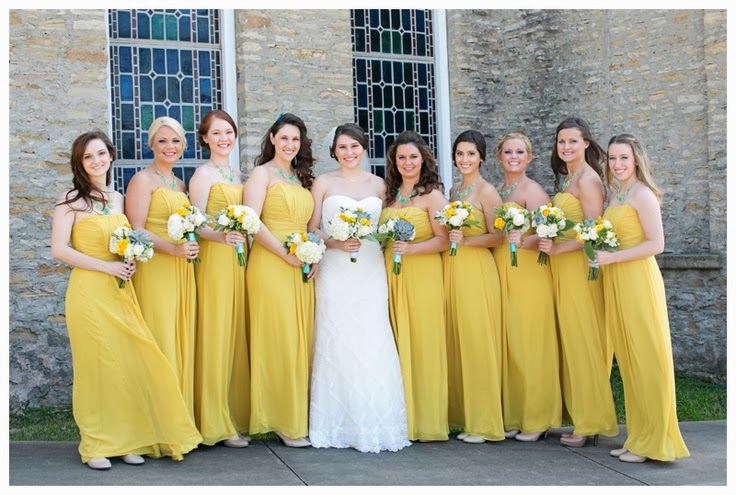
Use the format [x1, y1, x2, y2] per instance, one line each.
[169, 105, 181, 122]
[405, 87, 413, 107]
[137, 12, 150, 39]
[139, 48, 151, 73]
[179, 15, 191, 41]
[197, 17, 209, 42]
[370, 29, 380, 52]
[122, 167, 137, 193]
[375, 135, 384, 158]
[394, 112, 404, 133]
[155, 105, 167, 118]
[372, 84, 382, 107]
[201, 105, 212, 117]
[354, 9, 364, 26]
[402, 10, 411, 30]
[152, 13, 164, 40]
[119, 46, 132, 73]
[380, 10, 389, 27]
[416, 10, 425, 33]
[383, 85, 392, 107]
[419, 87, 428, 110]
[166, 49, 179, 74]
[165, 13, 178, 41]
[199, 51, 211, 76]
[418, 64, 427, 85]
[417, 33, 426, 57]
[356, 59, 366, 82]
[382, 60, 391, 77]
[369, 9, 379, 27]
[153, 48, 165, 73]
[197, 9, 208, 16]
[358, 110, 369, 132]
[357, 84, 368, 108]
[200, 79, 212, 103]
[118, 11, 131, 38]
[420, 113, 428, 133]
[403, 32, 412, 54]
[142, 146, 153, 160]
[184, 134, 196, 158]
[386, 110, 395, 133]
[121, 104, 135, 130]
[122, 132, 136, 159]
[385, 134, 395, 150]
[120, 75, 133, 101]
[181, 77, 193, 102]
[168, 76, 180, 103]
[180, 50, 192, 75]
[391, 10, 400, 29]
[141, 105, 153, 129]
[393, 62, 403, 83]
[140, 76, 152, 101]
[153, 76, 166, 101]
[394, 86, 404, 108]
[355, 28, 365, 52]
[182, 106, 194, 131]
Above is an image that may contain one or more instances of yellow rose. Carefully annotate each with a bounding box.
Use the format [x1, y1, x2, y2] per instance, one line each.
[542, 208, 551, 217]
[183, 202, 191, 208]
[116, 238, 129, 256]
[289, 244, 297, 255]
[494, 217, 506, 229]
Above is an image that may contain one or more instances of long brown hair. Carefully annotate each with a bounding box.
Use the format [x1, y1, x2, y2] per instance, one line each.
[330, 123, 369, 160]
[385, 130, 444, 204]
[550, 117, 605, 192]
[606, 133, 663, 204]
[57, 130, 115, 211]
[255, 113, 315, 189]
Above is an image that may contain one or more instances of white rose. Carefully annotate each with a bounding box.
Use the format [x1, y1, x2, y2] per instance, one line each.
[132, 244, 145, 256]
[537, 224, 549, 238]
[218, 215, 230, 226]
[588, 230, 599, 241]
[512, 213, 526, 227]
[449, 216, 464, 227]
[456, 209, 469, 220]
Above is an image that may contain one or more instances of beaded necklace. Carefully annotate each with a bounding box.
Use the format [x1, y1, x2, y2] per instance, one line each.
[498, 178, 522, 198]
[396, 188, 417, 205]
[454, 180, 478, 200]
[617, 181, 637, 202]
[92, 195, 112, 215]
[560, 172, 579, 191]
[278, 167, 298, 182]
[154, 166, 178, 189]
[215, 164, 235, 183]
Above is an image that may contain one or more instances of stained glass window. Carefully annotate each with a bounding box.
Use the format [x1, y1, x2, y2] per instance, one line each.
[351, 9, 437, 178]
[108, 9, 222, 193]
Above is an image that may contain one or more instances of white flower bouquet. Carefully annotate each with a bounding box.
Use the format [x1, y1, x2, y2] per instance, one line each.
[573, 216, 620, 281]
[531, 203, 574, 266]
[326, 206, 374, 263]
[108, 222, 154, 288]
[212, 204, 262, 267]
[284, 231, 326, 282]
[375, 216, 415, 275]
[493, 205, 531, 267]
[434, 200, 480, 256]
[167, 201, 208, 263]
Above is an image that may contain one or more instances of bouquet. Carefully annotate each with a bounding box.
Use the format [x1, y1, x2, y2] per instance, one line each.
[493, 205, 531, 267]
[434, 201, 480, 256]
[284, 231, 326, 282]
[212, 204, 262, 267]
[167, 202, 208, 263]
[376, 217, 415, 275]
[573, 216, 620, 281]
[326, 206, 374, 263]
[531, 203, 574, 266]
[108, 223, 154, 288]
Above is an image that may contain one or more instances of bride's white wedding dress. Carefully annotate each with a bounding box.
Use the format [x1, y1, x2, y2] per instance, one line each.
[309, 195, 411, 453]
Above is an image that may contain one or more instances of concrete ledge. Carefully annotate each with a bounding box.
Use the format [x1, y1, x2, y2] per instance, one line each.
[656, 253, 722, 270]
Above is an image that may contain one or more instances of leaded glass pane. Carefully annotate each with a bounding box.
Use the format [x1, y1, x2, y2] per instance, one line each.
[351, 9, 437, 178]
[109, 9, 222, 193]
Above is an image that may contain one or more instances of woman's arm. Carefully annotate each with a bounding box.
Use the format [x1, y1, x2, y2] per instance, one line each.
[453, 182, 504, 249]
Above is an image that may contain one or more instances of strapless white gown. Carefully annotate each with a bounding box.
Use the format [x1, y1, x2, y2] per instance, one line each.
[309, 195, 411, 453]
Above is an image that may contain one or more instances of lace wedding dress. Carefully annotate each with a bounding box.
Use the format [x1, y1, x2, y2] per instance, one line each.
[309, 195, 411, 453]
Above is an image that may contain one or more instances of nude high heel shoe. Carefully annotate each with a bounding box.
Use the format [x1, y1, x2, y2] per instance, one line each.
[121, 454, 145, 465]
[86, 457, 112, 470]
[610, 447, 628, 457]
[560, 434, 599, 448]
[275, 431, 311, 448]
[515, 430, 548, 442]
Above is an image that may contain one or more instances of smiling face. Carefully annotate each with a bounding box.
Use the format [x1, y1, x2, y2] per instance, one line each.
[203, 118, 236, 159]
[334, 134, 365, 171]
[556, 127, 589, 165]
[81, 138, 112, 183]
[608, 142, 637, 184]
[151, 126, 184, 165]
[270, 124, 301, 166]
[498, 138, 531, 175]
[395, 143, 423, 180]
[454, 141, 481, 176]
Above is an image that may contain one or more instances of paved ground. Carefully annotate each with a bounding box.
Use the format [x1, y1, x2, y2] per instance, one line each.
[8, 421, 726, 486]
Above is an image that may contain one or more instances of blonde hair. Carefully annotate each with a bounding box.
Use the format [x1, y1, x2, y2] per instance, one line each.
[147, 116, 188, 151]
[496, 131, 534, 163]
[606, 133, 663, 204]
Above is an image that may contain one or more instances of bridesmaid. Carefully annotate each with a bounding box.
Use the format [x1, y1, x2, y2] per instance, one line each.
[243, 113, 316, 448]
[594, 133, 689, 463]
[188, 110, 250, 448]
[126, 117, 199, 421]
[538, 117, 618, 447]
[51, 131, 201, 469]
[443, 130, 505, 444]
[492, 132, 562, 441]
[380, 130, 450, 442]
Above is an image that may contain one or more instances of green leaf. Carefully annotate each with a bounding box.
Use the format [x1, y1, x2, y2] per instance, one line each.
[583, 242, 595, 260]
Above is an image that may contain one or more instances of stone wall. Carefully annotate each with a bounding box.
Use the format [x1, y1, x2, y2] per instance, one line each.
[446, 9, 727, 377]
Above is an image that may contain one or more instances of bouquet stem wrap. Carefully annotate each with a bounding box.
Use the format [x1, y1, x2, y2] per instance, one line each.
[537, 252, 549, 266]
[350, 250, 359, 263]
[450, 241, 458, 256]
[509, 242, 518, 267]
[234, 241, 246, 267]
[186, 232, 200, 264]
[302, 263, 310, 282]
[393, 252, 402, 275]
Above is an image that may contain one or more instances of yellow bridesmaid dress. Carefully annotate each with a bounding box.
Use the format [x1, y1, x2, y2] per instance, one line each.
[66, 214, 202, 463]
[603, 205, 689, 461]
[550, 192, 618, 437]
[443, 203, 504, 440]
[246, 183, 315, 438]
[492, 202, 562, 434]
[132, 188, 197, 421]
[193, 182, 250, 444]
[381, 206, 448, 441]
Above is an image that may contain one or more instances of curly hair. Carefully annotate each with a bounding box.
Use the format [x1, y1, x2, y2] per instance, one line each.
[385, 130, 444, 204]
[57, 130, 115, 212]
[255, 113, 315, 189]
[550, 117, 605, 192]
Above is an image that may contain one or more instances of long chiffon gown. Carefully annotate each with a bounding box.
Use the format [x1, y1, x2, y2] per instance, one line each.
[193, 182, 250, 444]
[380, 206, 449, 442]
[602, 204, 689, 461]
[131, 187, 197, 421]
[550, 192, 618, 438]
[246, 183, 314, 439]
[309, 195, 411, 453]
[492, 202, 562, 434]
[66, 213, 202, 463]
[443, 203, 505, 440]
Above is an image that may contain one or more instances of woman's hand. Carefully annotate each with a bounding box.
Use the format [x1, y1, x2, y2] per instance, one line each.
[307, 262, 319, 281]
[448, 230, 465, 246]
[507, 230, 522, 246]
[108, 260, 136, 280]
[282, 251, 305, 268]
[333, 238, 362, 254]
[392, 240, 413, 256]
[593, 250, 617, 266]
[174, 240, 200, 260]
[223, 231, 247, 247]
[538, 238, 556, 255]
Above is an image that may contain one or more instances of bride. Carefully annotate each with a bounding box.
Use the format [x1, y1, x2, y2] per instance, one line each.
[307, 123, 411, 453]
